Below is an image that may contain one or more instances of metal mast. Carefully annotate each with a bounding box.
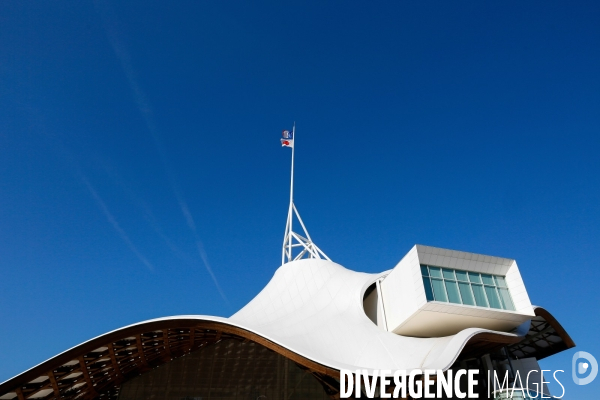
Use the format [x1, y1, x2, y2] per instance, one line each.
[281, 124, 330, 265]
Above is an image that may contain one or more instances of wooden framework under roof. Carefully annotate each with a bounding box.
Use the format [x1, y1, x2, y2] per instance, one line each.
[0, 308, 574, 400]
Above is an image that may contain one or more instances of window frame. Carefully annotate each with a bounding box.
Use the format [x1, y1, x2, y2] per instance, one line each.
[420, 265, 516, 311]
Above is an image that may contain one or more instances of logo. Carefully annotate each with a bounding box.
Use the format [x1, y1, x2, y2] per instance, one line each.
[339, 369, 480, 398]
[572, 351, 598, 385]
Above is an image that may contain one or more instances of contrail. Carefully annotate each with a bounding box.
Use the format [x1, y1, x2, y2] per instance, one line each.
[81, 175, 154, 272]
[102, 165, 202, 268]
[94, 0, 229, 304]
[45, 139, 159, 273]
[196, 240, 229, 306]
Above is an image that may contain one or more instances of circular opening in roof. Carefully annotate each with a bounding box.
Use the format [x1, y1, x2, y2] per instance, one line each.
[362, 282, 381, 327]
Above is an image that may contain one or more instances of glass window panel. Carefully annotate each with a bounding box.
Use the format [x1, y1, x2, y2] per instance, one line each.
[485, 286, 502, 309]
[431, 278, 447, 302]
[455, 270, 469, 282]
[495, 276, 507, 288]
[468, 272, 482, 283]
[445, 280, 461, 304]
[458, 282, 475, 305]
[499, 288, 515, 311]
[481, 274, 495, 286]
[442, 268, 455, 280]
[429, 267, 442, 278]
[420, 268, 514, 310]
[471, 284, 488, 307]
[422, 277, 434, 301]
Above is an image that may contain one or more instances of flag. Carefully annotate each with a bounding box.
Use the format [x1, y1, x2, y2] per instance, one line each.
[281, 129, 293, 148]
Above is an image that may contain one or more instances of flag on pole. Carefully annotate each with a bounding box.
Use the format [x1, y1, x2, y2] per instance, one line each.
[281, 129, 294, 148]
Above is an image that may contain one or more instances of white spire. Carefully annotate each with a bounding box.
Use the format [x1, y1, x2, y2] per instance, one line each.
[281, 124, 330, 265]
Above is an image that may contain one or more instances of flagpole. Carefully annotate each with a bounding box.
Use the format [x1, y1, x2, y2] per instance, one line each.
[290, 122, 295, 207]
[280, 123, 329, 264]
[287, 123, 295, 262]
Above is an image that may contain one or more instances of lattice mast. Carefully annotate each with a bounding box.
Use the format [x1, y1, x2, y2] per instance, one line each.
[281, 124, 330, 265]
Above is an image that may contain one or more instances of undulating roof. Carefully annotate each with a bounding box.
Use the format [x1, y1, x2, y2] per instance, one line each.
[0, 259, 574, 400]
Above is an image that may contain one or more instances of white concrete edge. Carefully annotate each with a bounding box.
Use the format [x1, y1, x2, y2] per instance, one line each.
[1, 313, 524, 386]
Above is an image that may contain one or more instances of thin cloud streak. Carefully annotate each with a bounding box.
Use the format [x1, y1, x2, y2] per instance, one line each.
[121, 177, 218, 283]
[196, 240, 229, 306]
[100, 163, 196, 265]
[94, 0, 229, 304]
[81, 175, 154, 272]
[129, 182, 229, 306]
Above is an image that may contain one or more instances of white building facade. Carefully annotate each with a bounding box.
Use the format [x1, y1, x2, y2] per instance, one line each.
[0, 244, 574, 399]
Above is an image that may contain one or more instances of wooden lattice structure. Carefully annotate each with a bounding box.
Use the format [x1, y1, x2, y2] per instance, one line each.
[0, 308, 573, 400]
[507, 307, 575, 361]
[0, 320, 339, 400]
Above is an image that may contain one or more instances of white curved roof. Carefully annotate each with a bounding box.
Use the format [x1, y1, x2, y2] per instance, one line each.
[229, 258, 519, 372]
[3, 259, 521, 379]
[0, 252, 518, 392]
[1, 257, 574, 399]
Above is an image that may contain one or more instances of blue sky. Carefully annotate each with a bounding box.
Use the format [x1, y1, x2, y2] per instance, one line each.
[1, 0, 599, 396]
